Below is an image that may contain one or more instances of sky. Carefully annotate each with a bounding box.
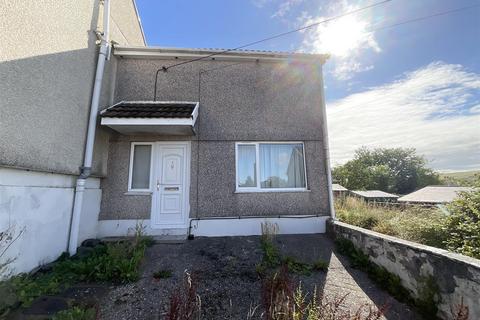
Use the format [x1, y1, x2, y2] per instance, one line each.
[136, 0, 480, 172]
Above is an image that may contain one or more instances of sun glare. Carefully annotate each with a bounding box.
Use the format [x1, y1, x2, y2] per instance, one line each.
[317, 15, 373, 57]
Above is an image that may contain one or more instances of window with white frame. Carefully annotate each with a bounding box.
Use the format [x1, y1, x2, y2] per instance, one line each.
[236, 142, 307, 191]
[128, 143, 153, 191]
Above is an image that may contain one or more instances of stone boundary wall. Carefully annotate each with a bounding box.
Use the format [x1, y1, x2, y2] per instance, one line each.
[327, 219, 480, 319]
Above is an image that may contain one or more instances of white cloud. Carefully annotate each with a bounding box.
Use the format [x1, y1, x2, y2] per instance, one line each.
[327, 62, 480, 171]
[251, 0, 272, 8]
[271, 0, 303, 18]
[299, 1, 380, 79]
[332, 60, 374, 80]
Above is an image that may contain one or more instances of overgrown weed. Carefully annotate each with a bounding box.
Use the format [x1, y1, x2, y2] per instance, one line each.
[257, 222, 328, 276]
[336, 197, 447, 248]
[261, 266, 387, 320]
[0, 229, 149, 316]
[166, 270, 201, 320]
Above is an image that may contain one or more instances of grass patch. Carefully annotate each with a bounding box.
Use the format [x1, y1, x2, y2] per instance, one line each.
[153, 269, 173, 280]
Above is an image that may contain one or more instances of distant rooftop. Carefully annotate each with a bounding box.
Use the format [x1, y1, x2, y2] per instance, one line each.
[351, 190, 398, 199]
[398, 186, 474, 204]
[332, 184, 348, 191]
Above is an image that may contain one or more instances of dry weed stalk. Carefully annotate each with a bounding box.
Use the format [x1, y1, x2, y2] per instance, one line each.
[166, 270, 201, 320]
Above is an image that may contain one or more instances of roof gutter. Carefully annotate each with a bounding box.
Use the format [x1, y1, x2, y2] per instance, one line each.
[318, 63, 336, 219]
[68, 0, 111, 255]
[113, 46, 329, 64]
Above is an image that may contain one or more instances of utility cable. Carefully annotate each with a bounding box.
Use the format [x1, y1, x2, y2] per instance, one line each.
[161, 0, 392, 71]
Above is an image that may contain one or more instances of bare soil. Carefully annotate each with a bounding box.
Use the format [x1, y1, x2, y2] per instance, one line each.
[98, 234, 420, 320]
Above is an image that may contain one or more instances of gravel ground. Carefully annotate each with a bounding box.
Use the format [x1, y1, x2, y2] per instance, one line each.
[98, 234, 420, 320]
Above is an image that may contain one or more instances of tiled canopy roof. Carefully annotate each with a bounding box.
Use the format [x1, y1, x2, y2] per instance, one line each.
[100, 101, 197, 118]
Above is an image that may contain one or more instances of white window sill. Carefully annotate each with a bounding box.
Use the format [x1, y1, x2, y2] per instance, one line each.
[234, 189, 311, 194]
[124, 191, 152, 196]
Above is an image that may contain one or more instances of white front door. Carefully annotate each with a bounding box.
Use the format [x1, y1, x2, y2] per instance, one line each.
[151, 142, 190, 228]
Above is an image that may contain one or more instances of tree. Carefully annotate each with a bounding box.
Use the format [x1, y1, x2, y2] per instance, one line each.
[332, 147, 440, 194]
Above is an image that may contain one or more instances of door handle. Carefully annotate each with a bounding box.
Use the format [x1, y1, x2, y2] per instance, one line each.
[156, 180, 160, 191]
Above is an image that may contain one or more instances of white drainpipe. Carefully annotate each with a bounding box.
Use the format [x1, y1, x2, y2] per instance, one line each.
[319, 63, 336, 219]
[68, 0, 110, 255]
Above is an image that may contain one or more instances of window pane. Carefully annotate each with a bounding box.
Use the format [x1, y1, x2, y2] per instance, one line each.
[260, 144, 306, 189]
[131, 145, 151, 189]
[237, 145, 257, 187]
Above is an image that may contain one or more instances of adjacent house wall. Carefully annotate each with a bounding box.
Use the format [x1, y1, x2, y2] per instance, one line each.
[99, 57, 330, 223]
[0, 0, 144, 176]
[0, 168, 101, 276]
[0, 0, 144, 276]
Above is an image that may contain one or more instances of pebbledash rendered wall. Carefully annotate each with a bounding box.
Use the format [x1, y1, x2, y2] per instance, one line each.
[0, 1, 145, 276]
[99, 55, 330, 226]
[328, 220, 480, 320]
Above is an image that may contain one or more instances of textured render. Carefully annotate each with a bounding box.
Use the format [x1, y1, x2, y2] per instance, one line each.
[114, 59, 324, 140]
[100, 56, 329, 219]
[108, 0, 145, 46]
[99, 134, 199, 220]
[0, 0, 144, 176]
[196, 141, 328, 217]
[328, 220, 480, 320]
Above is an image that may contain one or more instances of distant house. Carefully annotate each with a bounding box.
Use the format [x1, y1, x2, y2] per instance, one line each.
[332, 183, 348, 198]
[350, 190, 399, 203]
[398, 186, 474, 205]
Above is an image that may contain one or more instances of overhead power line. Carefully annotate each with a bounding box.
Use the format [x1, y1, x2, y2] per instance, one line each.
[153, 1, 479, 99]
[369, 3, 480, 33]
[161, 0, 393, 71]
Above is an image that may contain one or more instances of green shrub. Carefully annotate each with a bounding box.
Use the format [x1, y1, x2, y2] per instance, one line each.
[53, 240, 146, 283]
[52, 306, 96, 320]
[282, 256, 312, 276]
[393, 210, 447, 248]
[311, 259, 328, 272]
[443, 186, 480, 259]
[260, 237, 281, 268]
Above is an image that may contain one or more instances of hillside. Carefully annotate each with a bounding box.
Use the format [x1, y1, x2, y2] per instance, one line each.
[439, 170, 479, 186]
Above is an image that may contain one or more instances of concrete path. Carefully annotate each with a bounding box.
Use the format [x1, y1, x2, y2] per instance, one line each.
[98, 234, 420, 320]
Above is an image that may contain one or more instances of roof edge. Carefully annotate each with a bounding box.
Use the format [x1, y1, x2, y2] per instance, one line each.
[131, 0, 147, 46]
[113, 45, 329, 63]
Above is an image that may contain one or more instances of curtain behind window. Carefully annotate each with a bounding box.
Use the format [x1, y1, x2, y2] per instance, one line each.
[237, 145, 257, 187]
[131, 145, 151, 189]
[260, 144, 305, 188]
